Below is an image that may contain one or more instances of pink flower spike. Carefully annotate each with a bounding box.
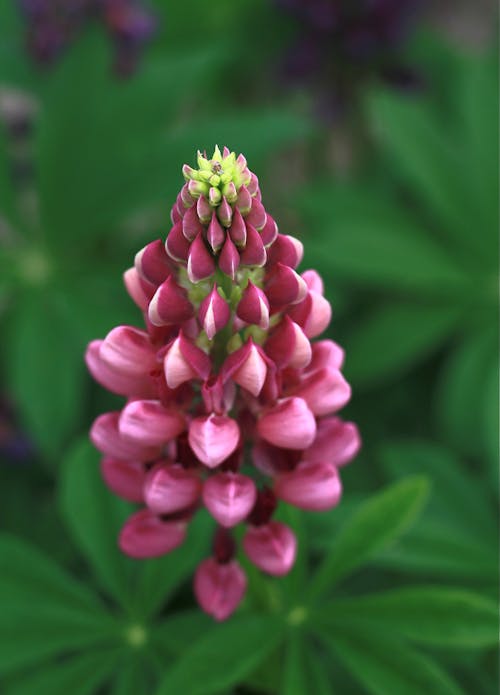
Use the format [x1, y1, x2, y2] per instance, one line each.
[163, 333, 211, 389]
[197, 195, 212, 224]
[199, 285, 231, 340]
[182, 205, 204, 241]
[235, 186, 252, 215]
[228, 208, 247, 248]
[85, 341, 156, 398]
[187, 233, 216, 283]
[302, 269, 324, 294]
[135, 239, 172, 286]
[257, 397, 316, 450]
[194, 558, 246, 621]
[239, 223, 266, 267]
[307, 340, 345, 373]
[123, 267, 155, 311]
[264, 316, 311, 370]
[101, 457, 145, 503]
[303, 417, 361, 467]
[90, 412, 161, 461]
[144, 462, 201, 514]
[165, 221, 190, 262]
[267, 234, 304, 269]
[119, 400, 185, 447]
[274, 461, 342, 511]
[119, 509, 187, 559]
[219, 236, 240, 280]
[203, 472, 257, 527]
[148, 276, 194, 326]
[207, 213, 226, 253]
[222, 339, 269, 397]
[217, 197, 233, 227]
[288, 291, 332, 338]
[246, 198, 267, 230]
[260, 213, 278, 247]
[293, 368, 351, 416]
[243, 521, 296, 576]
[265, 263, 308, 307]
[188, 414, 240, 468]
[236, 281, 270, 329]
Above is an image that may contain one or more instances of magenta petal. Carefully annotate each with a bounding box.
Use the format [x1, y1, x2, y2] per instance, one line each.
[243, 521, 296, 576]
[260, 213, 278, 247]
[148, 276, 194, 326]
[144, 462, 201, 514]
[217, 197, 233, 227]
[85, 340, 155, 398]
[99, 326, 157, 376]
[199, 285, 231, 340]
[267, 234, 303, 269]
[289, 291, 332, 338]
[222, 339, 270, 397]
[307, 340, 345, 373]
[301, 269, 324, 294]
[303, 417, 361, 467]
[207, 213, 226, 253]
[90, 412, 161, 461]
[293, 367, 351, 416]
[264, 316, 311, 370]
[235, 186, 252, 215]
[123, 267, 154, 311]
[188, 414, 240, 468]
[101, 457, 145, 503]
[228, 208, 247, 248]
[257, 397, 316, 450]
[194, 558, 246, 621]
[164, 334, 211, 389]
[119, 400, 185, 446]
[166, 221, 190, 262]
[236, 281, 269, 329]
[182, 205, 204, 241]
[119, 509, 187, 559]
[245, 198, 267, 230]
[197, 195, 212, 224]
[239, 223, 266, 267]
[274, 461, 342, 511]
[135, 239, 172, 285]
[187, 233, 216, 283]
[203, 472, 257, 527]
[218, 236, 240, 279]
[265, 263, 307, 307]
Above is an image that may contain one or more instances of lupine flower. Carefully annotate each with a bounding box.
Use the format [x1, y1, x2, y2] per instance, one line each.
[86, 146, 360, 620]
[18, 0, 156, 76]
[274, 0, 422, 120]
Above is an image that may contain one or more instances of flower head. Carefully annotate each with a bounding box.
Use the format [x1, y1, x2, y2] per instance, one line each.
[87, 146, 360, 620]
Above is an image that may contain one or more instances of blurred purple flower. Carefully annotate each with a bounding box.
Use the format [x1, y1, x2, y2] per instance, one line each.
[18, 0, 157, 76]
[275, 0, 422, 120]
[0, 399, 34, 465]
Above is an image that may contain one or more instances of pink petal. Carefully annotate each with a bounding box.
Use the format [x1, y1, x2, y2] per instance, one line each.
[239, 223, 266, 267]
[123, 267, 155, 311]
[264, 316, 311, 370]
[228, 208, 247, 247]
[245, 198, 267, 230]
[303, 417, 361, 467]
[274, 461, 342, 510]
[236, 281, 269, 329]
[267, 234, 303, 268]
[219, 236, 240, 280]
[98, 326, 158, 376]
[148, 276, 194, 326]
[288, 291, 332, 338]
[134, 239, 172, 286]
[119, 400, 185, 446]
[207, 213, 226, 253]
[90, 412, 161, 461]
[260, 213, 279, 247]
[119, 509, 187, 559]
[243, 521, 296, 576]
[194, 558, 246, 621]
[163, 334, 211, 389]
[306, 340, 345, 373]
[182, 205, 204, 241]
[144, 462, 201, 514]
[100, 457, 145, 503]
[166, 221, 190, 262]
[222, 339, 269, 397]
[199, 285, 231, 340]
[85, 341, 156, 398]
[257, 397, 316, 450]
[203, 472, 257, 527]
[187, 233, 216, 283]
[188, 414, 240, 468]
[293, 367, 351, 416]
[265, 263, 308, 307]
[301, 269, 324, 294]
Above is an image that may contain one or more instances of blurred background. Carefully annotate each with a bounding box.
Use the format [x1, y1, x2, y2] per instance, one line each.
[0, 1, 498, 693]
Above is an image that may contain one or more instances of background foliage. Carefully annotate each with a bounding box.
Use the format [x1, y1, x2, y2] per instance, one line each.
[0, 0, 498, 693]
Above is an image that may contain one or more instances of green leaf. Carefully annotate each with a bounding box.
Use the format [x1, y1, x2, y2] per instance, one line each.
[132, 511, 212, 619]
[6, 649, 122, 695]
[6, 291, 86, 462]
[154, 615, 285, 695]
[307, 477, 430, 601]
[343, 301, 462, 386]
[306, 649, 334, 695]
[316, 587, 498, 648]
[282, 630, 308, 695]
[60, 438, 134, 608]
[110, 655, 154, 695]
[0, 123, 16, 224]
[152, 611, 213, 658]
[0, 534, 119, 676]
[318, 628, 464, 695]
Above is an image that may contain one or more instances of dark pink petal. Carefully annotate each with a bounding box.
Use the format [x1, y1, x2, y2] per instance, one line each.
[236, 281, 269, 329]
[257, 397, 316, 450]
[202, 376, 236, 415]
[203, 472, 257, 527]
[288, 291, 332, 338]
[98, 326, 157, 376]
[303, 417, 361, 467]
[293, 368, 351, 416]
[194, 558, 246, 621]
[219, 236, 240, 280]
[188, 414, 240, 468]
[260, 213, 278, 247]
[166, 221, 190, 262]
[163, 334, 211, 389]
[187, 233, 216, 283]
[228, 208, 247, 248]
[243, 521, 296, 576]
[101, 457, 145, 503]
[171, 203, 182, 224]
[247, 171, 259, 196]
[274, 461, 342, 511]
[85, 340, 156, 398]
[144, 462, 201, 514]
[148, 276, 194, 326]
[182, 205, 204, 241]
[264, 316, 311, 369]
[119, 509, 187, 559]
[265, 263, 308, 307]
[267, 234, 303, 268]
[207, 213, 226, 253]
[90, 412, 161, 461]
[235, 185, 252, 215]
[245, 198, 267, 230]
[217, 197, 233, 227]
[239, 223, 266, 267]
[135, 239, 172, 285]
[180, 182, 195, 208]
[119, 400, 185, 446]
[199, 285, 231, 340]
[123, 267, 155, 311]
[197, 194, 212, 224]
[222, 339, 270, 397]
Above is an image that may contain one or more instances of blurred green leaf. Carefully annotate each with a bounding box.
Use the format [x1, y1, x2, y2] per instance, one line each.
[0, 124, 16, 224]
[152, 611, 213, 658]
[60, 438, 134, 608]
[317, 587, 498, 648]
[154, 615, 285, 695]
[6, 650, 122, 695]
[307, 477, 430, 600]
[110, 655, 152, 695]
[282, 630, 308, 695]
[306, 649, 334, 695]
[6, 291, 86, 462]
[319, 628, 464, 695]
[344, 301, 462, 386]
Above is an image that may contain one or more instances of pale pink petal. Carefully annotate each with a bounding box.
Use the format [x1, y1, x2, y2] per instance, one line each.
[303, 417, 361, 467]
[243, 521, 296, 576]
[194, 558, 246, 621]
[293, 368, 351, 416]
[257, 397, 316, 450]
[119, 400, 185, 446]
[144, 462, 201, 514]
[90, 412, 160, 461]
[203, 472, 257, 527]
[274, 461, 342, 511]
[85, 341, 155, 398]
[188, 414, 240, 468]
[100, 457, 145, 503]
[119, 509, 187, 559]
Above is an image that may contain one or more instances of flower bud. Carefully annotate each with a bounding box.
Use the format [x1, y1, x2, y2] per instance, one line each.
[292, 368, 351, 416]
[123, 267, 155, 311]
[85, 340, 156, 398]
[274, 461, 342, 511]
[165, 221, 190, 262]
[207, 213, 226, 253]
[235, 186, 252, 214]
[265, 263, 308, 307]
[264, 316, 311, 369]
[135, 239, 172, 285]
[257, 397, 316, 450]
[306, 340, 345, 373]
[163, 333, 211, 389]
[148, 276, 194, 326]
[199, 285, 231, 340]
[182, 205, 204, 241]
[243, 521, 296, 576]
[188, 414, 240, 468]
[219, 236, 240, 279]
[239, 223, 266, 267]
[209, 186, 222, 206]
[119, 400, 185, 447]
[196, 194, 212, 224]
[259, 213, 279, 247]
[91, 412, 161, 461]
[188, 179, 209, 198]
[267, 234, 304, 269]
[194, 557, 246, 621]
[222, 339, 269, 397]
[144, 462, 201, 514]
[101, 457, 145, 503]
[228, 208, 247, 248]
[236, 281, 269, 329]
[303, 417, 361, 467]
[187, 233, 216, 283]
[216, 197, 233, 227]
[119, 509, 187, 559]
[203, 472, 257, 527]
[288, 290, 332, 338]
[245, 198, 267, 230]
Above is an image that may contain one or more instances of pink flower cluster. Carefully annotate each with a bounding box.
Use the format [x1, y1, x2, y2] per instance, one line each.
[86, 147, 360, 621]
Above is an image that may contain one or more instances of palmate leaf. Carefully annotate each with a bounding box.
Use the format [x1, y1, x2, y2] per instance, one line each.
[152, 611, 213, 658]
[60, 439, 135, 609]
[154, 615, 285, 695]
[317, 628, 464, 695]
[315, 587, 498, 649]
[307, 476, 429, 601]
[282, 630, 308, 695]
[306, 649, 334, 695]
